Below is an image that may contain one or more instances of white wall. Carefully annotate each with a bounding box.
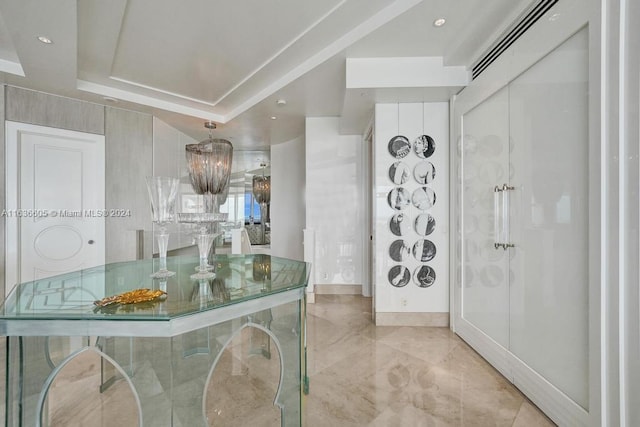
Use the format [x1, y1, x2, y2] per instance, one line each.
[305, 117, 363, 287]
[271, 136, 305, 261]
[374, 102, 449, 315]
[605, 0, 640, 424]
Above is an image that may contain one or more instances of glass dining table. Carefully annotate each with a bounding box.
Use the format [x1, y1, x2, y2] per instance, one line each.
[0, 254, 310, 426]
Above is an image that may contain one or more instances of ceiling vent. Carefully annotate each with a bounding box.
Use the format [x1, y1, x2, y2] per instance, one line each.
[471, 0, 559, 80]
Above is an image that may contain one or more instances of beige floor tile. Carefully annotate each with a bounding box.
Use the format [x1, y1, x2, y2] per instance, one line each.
[46, 351, 141, 427]
[377, 324, 463, 365]
[512, 400, 556, 427]
[204, 344, 281, 427]
[306, 339, 429, 425]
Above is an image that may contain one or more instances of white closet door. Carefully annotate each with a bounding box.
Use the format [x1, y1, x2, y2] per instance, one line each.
[508, 28, 590, 409]
[461, 87, 510, 349]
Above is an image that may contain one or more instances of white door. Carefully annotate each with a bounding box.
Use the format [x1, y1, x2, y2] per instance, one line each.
[508, 28, 590, 411]
[453, 2, 598, 425]
[5, 122, 105, 295]
[460, 86, 511, 350]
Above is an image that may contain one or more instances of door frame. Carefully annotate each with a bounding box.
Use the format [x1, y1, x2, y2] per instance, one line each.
[362, 118, 374, 301]
[450, 1, 601, 425]
[5, 121, 105, 296]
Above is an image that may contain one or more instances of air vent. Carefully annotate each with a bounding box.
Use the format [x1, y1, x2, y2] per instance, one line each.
[471, 0, 559, 80]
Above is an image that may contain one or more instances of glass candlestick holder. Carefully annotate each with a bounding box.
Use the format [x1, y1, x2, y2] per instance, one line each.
[146, 176, 179, 278]
[178, 212, 227, 280]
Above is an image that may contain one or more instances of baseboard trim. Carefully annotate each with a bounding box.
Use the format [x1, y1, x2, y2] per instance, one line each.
[314, 284, 362, 295]
[375, 312, 449, 327]
[306, 291, 316, 304]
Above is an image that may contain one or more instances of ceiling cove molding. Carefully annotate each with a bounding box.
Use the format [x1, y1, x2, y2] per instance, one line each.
[76, 79, 225, 123]
[109, 76, 218, 107]
[0, 59, 24, 77]
[224, 0, 424, 122]
[346, 56, 469, 88]
[212, 0, 350, 106]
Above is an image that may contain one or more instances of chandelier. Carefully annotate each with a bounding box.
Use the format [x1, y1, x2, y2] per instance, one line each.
[252, 175, 270, 205]
[252, 163, 270, 244]
[185, 121, 233, 212]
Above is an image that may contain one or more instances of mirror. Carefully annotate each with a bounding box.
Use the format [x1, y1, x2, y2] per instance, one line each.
[178, 150, 271, 250]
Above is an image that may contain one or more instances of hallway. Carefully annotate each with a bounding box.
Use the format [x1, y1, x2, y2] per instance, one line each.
[305, 295, 554, 426]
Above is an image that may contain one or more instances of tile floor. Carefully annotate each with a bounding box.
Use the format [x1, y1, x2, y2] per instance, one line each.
[0, 295, 555, 426]
[305, 295, 555, 426]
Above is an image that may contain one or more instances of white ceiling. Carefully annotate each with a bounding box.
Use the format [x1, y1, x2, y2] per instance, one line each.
[0, 0, 532, 148]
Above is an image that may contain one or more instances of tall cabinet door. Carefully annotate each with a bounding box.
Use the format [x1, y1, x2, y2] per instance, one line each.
[461, 87, 511, 353]
[453, 2, 599, 423]
[508, 27, 590, 411]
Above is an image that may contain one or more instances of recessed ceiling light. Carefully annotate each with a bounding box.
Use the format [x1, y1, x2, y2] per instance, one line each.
[276, 99, 287, 106]
[433, 18, 446, 27]
[270, 116, 277, 120]
[37, 36, 53, 44]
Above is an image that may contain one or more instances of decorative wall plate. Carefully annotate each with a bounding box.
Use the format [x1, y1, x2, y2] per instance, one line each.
[414, 213, 436, 236]
[414, 135, 435, 158]
[414, 265, 436, 288]
[413, 161, 435, 184]
[389, 213, 411, 236]
[412, 239, 436, 262]
[388, 187, 411, 210]
[411, 187, 436, 210]
[389, 239, 411, 262]
[389, 161, 410, 184]
[388, 135, 411, 158]
[388, 265, 410, 287]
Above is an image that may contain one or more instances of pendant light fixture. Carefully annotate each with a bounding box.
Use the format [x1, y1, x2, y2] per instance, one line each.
[252, 162, 271, 243]
[185, 121, 233, 212]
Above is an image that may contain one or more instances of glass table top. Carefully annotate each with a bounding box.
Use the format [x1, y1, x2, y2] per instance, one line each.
[0, 255, 309, 322]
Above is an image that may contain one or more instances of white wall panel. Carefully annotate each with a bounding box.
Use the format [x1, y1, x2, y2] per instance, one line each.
[619, 0, 640, 425]
[0, 85, 5, 301]
[105, 107, 152, 263]
[374, 102, 449, 314]
[5, 86, 104, 135]
[271, 136, 305, 261]
[305, 117, 363, 286]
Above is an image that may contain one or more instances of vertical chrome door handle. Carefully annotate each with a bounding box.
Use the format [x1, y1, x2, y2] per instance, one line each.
[501, 183, 515, 250]
[494, 186, 503, 249]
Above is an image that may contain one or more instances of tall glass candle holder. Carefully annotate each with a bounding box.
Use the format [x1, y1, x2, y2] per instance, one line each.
[146, 176, 179, 278]
[178, 212, 227, 280]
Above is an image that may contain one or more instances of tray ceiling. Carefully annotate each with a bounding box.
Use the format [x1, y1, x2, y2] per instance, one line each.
[0, 0, 532, 147]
